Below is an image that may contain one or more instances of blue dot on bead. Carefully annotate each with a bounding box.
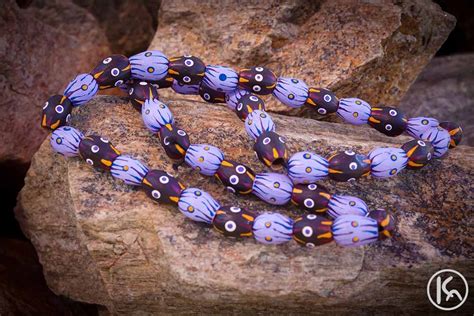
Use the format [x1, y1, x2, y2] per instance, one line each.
[219, 74, 227, 81]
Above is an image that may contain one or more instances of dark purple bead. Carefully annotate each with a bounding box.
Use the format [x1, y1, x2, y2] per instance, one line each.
[199, 82, 226, 103]
[128, 81, 159, 112]
[168, 55, 206, 85]
[158, 124, 191, 160]
[141, 169, 185, 204]
[235, 94, 265, 121]
[293, 214, 334, 247]
[439, 121, 463, 148]
[238, 66, 277, 95]
[368, 106, 408, 137]
[41, 95, 73, 130]
[90, 55, 131, 89]
[254, 131, 288, 170]
[328, 151, 371, 182]
[215, 160, 255, 195]
[401, 139, 434, 169]
[212, 206, 256, 237]
[305, 88, 339, 115]
[149, 75, 175, 89]
[79, 135, 121, 171]
[291, 183, 332, 213]
[368, 209, 396, 240]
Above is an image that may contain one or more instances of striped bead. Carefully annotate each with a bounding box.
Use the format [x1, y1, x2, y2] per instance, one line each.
[406, 117, 439, 138]
[253, 212, 293, 245]
[327, 195, 368, 219]
[202, 65, 239, 92]
[63, 74, 98, 107]
[141, 98, 174, 133]
[225, 89, 249, 111]
[420, 127, 450, 158]
[244, 110, 275, 140]
[50, 126, 84, 157]
[287, 151, 329, 184]
[130, 50, 169, 81]
[332, 215, 379, 247]
[110, 156, 149, 186]
[337, 98, 371, 125]
[185, 144, 224, 176]
[368, 147, 408, 178]
[272, 77, 309, 108]
[171, 80, 200, 95]
[178, 188, 220, 224]
[252, 173, 293, 205]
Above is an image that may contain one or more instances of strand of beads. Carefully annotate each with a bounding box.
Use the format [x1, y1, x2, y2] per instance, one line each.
[46, 124, 394, 248]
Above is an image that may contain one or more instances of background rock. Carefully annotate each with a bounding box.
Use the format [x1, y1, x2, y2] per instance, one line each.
[153, 0, 455, 118]
[17, 96, 474, 314]
[400, 53, 474, 146]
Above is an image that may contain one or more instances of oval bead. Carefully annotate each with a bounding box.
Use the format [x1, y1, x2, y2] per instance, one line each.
[215, 160, 255, 195]
[368, 147, 408, 178]
[90, 54, 131, 89]
[332, 215, 379, 247]
[305, 88, 339, 115]
[202, 65, 239, 92]
[253, 212, 293, 245]
[141, 98, 174, 133]
[291, 183, 332, 213]
[244, 110, 275, 140]
[79, 135, 121, 170]
[63, 73, 98, 107]
[168, 55, 206, 85]
[225, 89, 249, 111]
[141, 169, 185, 204]
[328, 151, 371, 182]
[287, 151, 329, 184]
[368, 106, 408, 137]
[185, 144, 225, 176]
[254, 131, 288, 170]
[235, 94, 265, 121]
[158, 124, 191, 160]
[252, 173, 293, 205]
[337, 98, 371, 125]
[238, 66, 277, 95]
[41, 95, 73, 130]
[406, 117, 439, 138]
[293, 214, 333, 247]
[401, 139, 434, 169]
[199, 82, 226, 103]
[272, 77, 308, 108]
[110, 156, 149, 186]
[149, 75, 175, 89]
[171, 80, 200, 95]
[129, 50, 169, 81]
[368, 209, 396, 240]
[50, 126, 84, 157]
[212, 206, 256, 237]
[327, 195, 368, 219]
[128, 81, 159, 112]
[420, 127, 451, 158]
[439, 121, 463, 148]
[178, 188, 220, 224]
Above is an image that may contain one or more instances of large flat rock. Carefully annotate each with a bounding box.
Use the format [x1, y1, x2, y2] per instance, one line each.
[17, 96, 473, 314]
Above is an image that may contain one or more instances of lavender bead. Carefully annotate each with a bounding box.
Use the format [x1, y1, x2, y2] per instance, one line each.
[225, 89, 249, 111]
[244, 110, 275, 140]
[185, 144, 224, 176]
[50, 126, 84, 157]
[111, 156, 149, 186]
[171, 80, 200, 95]
[327, 195, 368, 219]
[178, 188, 220, 223]
[63, 74, 98, 107]
[272, 77, 309, 108]
[141, 98, 174, 133]
[203, 65, 239, 92]
[252, 173, 293, 205]
[337, 98, 371, 125]
[332, 215, 379, 247]
[406, 117, 439, 138]
[420, 127, 450, 158]
[287, 151, 329, 184]
[253, 212, 293, 245]
[368, 147, 408, 178]
[130, 50, 169, 81]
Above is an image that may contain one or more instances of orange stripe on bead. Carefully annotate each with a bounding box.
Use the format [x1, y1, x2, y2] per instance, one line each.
[240, 232, 253, 237]
[93, 71, 104, 79]
[321, 221, 333, 226]
[405, 145, 418, 158]
[305, 97, 316, 106]
[242, 214, 254, 222]
[266, 83, 276, 89]
[381, 215, 390, 227]
[122, 64, 131, 71]
[328, 168, 343, 174]
[383, 230, 391, 238]
[50, 120, 61, 130]
[292, 235, 306, 245]
[371, 107, 382, 111]
[41, 114, 47, 127]
[221, 160, 234, 167]
[317, 232, 333, 239]
[239, 77, 249, 83]
[101, 159, 112, 167]
[309, 88, 320, 93]
[165, 124, 172, 131]
[168, 69, 179, 75]
[368, 117, 381, 124]
[60, 96, 67, 103]
[292, 188, 303, 194]
[142, 178, 152, 187]
[239, 188, 253, 195]
[169, 196, 179, 203]
[175, 144, 185, 155]
[319, 192, 331, 200]
[263, 157, 272, 167]
[272, 148, 280, 159]
[449, 127, 460, 136]
[408, 160, 423, 167]
[246, 172, 255, 181]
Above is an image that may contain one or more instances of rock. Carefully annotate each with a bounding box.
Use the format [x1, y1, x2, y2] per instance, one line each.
[399, 53, 474, 146]
[152, 0, 455, 118]
[17, 96, 473, 314]
[0, 0, 110, 166]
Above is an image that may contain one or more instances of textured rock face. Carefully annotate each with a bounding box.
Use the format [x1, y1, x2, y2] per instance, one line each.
[0, 0, 110, 165]
[153, 0, 455, 117]
[400, 53, 474, 146]
[17, 96, 473, 314]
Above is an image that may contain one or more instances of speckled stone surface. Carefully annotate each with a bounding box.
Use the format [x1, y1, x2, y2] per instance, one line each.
[152, 0, 455, 119]
[17, 96, 473, 314]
